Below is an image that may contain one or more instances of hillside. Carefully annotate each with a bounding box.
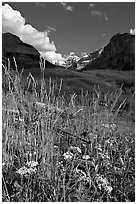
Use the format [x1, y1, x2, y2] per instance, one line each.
[2, 32, 135, 110]
[2, 32, 57, 70]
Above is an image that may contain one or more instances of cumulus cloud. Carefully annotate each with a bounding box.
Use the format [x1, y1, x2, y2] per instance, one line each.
[60, 2, 74, 12]
[2, 4, 56, 52]
[2, 3, 65, 64]
[40, 51, 65, 64]
[130, 28, 135, 35]
[91, 10, 108, 21]
[89, 4, 108, 21]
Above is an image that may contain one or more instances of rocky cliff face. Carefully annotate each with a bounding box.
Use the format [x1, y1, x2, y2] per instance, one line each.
[2, 32, 56, 70]
[79, 48, 103, 63]
[2, 32, 40, 70]
[75, 49, 103, 70]
[83, 33, 135, 71]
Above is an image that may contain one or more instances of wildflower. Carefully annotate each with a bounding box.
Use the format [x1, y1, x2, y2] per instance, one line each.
[16, 166, 30, 175]
[26, 161, 39, 168]
[102, 123, 109, 128]
[95, 174, 113, 194]
[63, 151, 73, 162]
[54, 145, 59, 149]
[106, 186, 113, 194]
[16, 165, 37, 176]
[82, 155, 90, 160]
[28, 167, 37, 174]
[57, 161, 63, 166]
[93, 134, 98, 139]
[69, 146, 82, 154]
[19, 118, 24, 123]
[104, 153, 110, 159]
[110, 123, 117, 130]
[84, 176, 92, 183]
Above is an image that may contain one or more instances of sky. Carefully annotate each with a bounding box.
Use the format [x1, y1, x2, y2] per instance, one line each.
[2, 1, 135, 64]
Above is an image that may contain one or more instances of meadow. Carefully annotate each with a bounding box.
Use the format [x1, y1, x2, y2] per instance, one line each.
[2, 60, 135, 202]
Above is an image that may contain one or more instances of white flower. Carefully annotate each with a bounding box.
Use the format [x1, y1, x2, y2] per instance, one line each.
[110, 123, 117, 130]
[54, 145, 58, 149]
[28, 167, 37, 174]
[63, 151, 73, 161]
[102, 123, 110, 128]
[69, 146, 82, 154]
[95, 174, 113, 194]
[84, 177, 92, 183]
[16, 166, 30, 175]
[26, 161, 39, 168]
[106, 186, 113, 193]
[16, 165, 37, 176]
[93, 134, 98, 139]
[82, 155, 90, 160]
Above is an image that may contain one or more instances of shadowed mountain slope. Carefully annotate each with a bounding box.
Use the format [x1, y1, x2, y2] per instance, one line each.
[2, 32, 56, 70]
[82, 33, 135, 71]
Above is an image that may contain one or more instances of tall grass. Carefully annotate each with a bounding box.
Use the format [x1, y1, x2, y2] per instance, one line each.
[2, 60, 135, 202]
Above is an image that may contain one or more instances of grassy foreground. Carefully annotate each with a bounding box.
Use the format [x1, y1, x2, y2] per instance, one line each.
[2, 62, 135, 202]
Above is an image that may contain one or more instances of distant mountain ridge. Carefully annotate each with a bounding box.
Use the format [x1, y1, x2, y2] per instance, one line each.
[2, 32, 135, 72]
[2, 32, 56, 70]
[75, 48, 103, 70]
[82, 32, 135, 71]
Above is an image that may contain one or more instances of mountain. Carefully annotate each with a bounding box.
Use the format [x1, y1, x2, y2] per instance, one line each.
[82, 32, 135, 71]
[2, 32, 56, 70]
[76, 49, 103, 71]
[2, 34, 134, 112]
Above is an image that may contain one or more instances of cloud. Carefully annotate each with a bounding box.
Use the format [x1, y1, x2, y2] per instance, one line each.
[130, 28, 135, 35]
[35, 2, 46, 8]
[40, 51, 65, 65]
[46, 25, 56, 34]
[91, 10, 101, 16]
[91, 10, 108, 21]
[65, 5, 73, 12]
[2, 4, 65, 63]
[102, 33, 106, 37]
[47, 25, 56, 32]
[2, 4, 56, 52]
[89, 3, 108, 21]
[60, 2, 74, 12]
[89, 3, 95, 8]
